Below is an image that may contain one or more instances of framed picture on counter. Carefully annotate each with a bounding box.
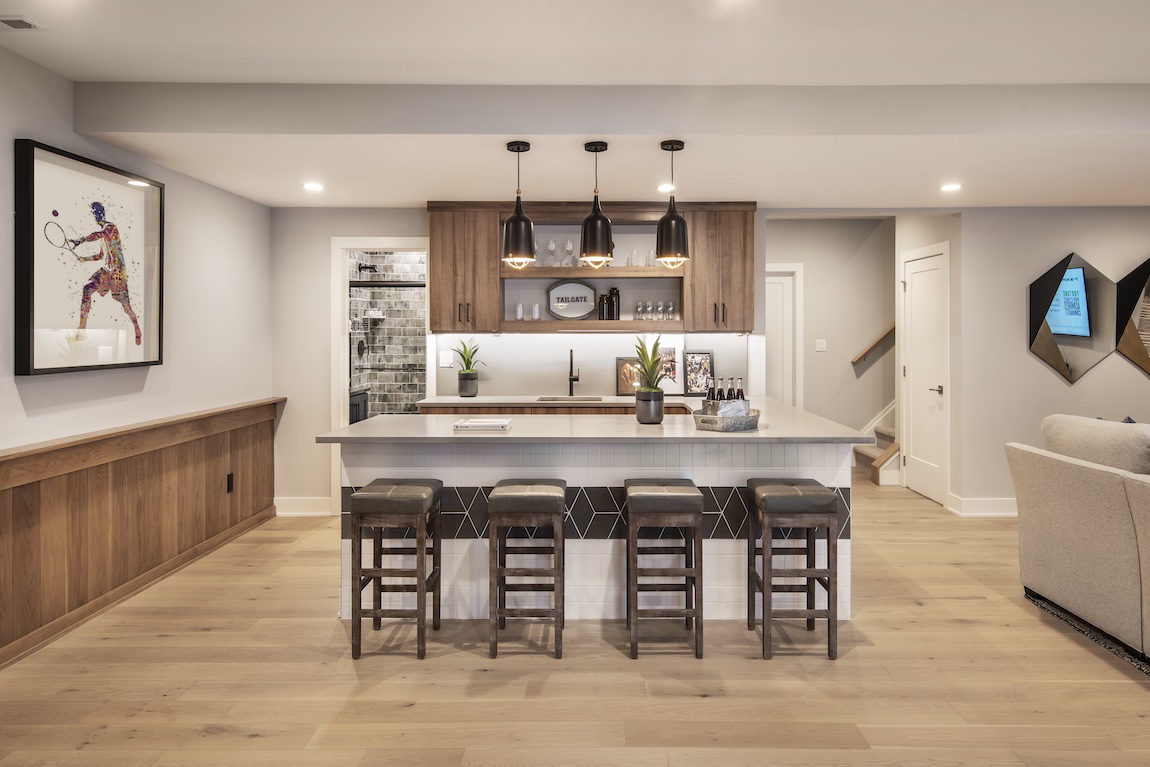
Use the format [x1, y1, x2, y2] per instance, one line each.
[616, 356, 641, 396]
[683, 350, 714, 396]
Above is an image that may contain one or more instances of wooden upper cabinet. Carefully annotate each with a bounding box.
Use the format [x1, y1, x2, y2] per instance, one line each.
[428, 207, 501, 333]
[682, 209, 754, 332]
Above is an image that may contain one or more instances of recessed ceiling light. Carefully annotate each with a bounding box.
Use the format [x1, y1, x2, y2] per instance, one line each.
[940, 183, 963, 192]
[128, 180, 150, 187]
[303, 182, 324, 192]
[657, 183, 675, 193]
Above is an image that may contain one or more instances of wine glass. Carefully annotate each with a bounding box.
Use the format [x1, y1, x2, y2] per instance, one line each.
[646, 249, 656, 267]
[546, 239, 557, 267]
[630, 248, 639, 267]
[563, 238, 575, 267]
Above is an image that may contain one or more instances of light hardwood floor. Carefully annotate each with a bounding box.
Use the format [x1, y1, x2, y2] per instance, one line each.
[1, 472, 1147, 766]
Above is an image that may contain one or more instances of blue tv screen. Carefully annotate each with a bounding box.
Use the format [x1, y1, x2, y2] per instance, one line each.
[1046, 266, 1091, 337]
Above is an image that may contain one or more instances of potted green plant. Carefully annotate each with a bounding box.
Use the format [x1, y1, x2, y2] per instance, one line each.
[452, 338, 484, 397]
[634, 335, 666, 424]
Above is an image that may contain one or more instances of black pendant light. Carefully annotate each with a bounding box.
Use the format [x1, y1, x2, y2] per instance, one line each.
[501, 140, 535, 270]
[579, 141, 613, 269]
[656, 139, 689, 269]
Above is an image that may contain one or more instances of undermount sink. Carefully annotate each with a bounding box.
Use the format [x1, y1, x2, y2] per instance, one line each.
[536, 396, 603, 402]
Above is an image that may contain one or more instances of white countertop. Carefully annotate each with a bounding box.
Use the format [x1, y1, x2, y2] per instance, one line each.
[318, 397, 871, 445]
[416, 395, 694, 408]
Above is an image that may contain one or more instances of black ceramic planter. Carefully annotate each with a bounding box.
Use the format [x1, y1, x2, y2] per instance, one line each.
[635, 390, 664, 424]
[458, 371, 479, 397]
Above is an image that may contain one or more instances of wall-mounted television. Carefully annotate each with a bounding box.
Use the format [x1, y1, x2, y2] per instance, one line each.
[1046, 266, 1091, 337]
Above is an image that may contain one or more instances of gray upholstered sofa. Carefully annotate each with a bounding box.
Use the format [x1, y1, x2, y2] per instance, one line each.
[1005, 414, 1150, 657]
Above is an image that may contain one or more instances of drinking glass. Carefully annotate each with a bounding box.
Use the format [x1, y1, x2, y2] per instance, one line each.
[657, 301, 665, 321]
[666, 300, 675, 321]
[646, 301, 654, 318]
[635, 301, 645, 320]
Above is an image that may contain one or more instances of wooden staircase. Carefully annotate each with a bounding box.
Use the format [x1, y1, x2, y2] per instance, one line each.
[854, 425, 900, 486]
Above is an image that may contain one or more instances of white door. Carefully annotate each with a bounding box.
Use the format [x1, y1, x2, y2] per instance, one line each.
[900, 245, 949, 505]
[762, 266, 803, 407]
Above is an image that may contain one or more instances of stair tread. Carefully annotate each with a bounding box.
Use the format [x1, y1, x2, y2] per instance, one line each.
[875, 425, 898, 441]
[854, 444, 885, 460]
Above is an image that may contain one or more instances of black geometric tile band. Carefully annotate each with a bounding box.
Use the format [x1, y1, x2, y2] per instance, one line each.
[341, 485, 851, 542]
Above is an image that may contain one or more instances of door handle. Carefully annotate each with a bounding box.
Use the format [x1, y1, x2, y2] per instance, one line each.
[722, 303, 727, 323]
[457, 303, 463, 323]
[928, 385, 944, 395]
[466, 303, 472, 323]
[713, 303, 719, 324]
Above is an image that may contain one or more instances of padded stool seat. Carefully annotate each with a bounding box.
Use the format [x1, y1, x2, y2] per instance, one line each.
[746, 477, 839, 659]
[487, 478, 567, 659]
[624, 478, 705, 659]
[350, 478, 443, 659]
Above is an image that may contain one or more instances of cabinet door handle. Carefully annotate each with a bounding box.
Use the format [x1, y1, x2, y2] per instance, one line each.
[466, 303, 472, 323]
[457, 303, 463, 323]
[713, 303, 719, 324]
[722, 303, 727, 323]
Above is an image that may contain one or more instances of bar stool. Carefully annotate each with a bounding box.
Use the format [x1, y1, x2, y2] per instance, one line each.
[746, 477, 839, 659]
[349, 478, 442, 659]
[624, 478, 705, 659]
[487, 478, 567, 659]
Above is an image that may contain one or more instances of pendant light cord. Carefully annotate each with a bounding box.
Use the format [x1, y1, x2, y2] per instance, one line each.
[516, 150, 522, 196]
[594, 151, 599, 195]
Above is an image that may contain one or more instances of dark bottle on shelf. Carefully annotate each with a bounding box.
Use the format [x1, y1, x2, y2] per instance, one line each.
[735, 377, 745, 400]
[598, 294, 610, 320]
[706, 377, 716, 401]
[608, 287, 620, 320]
[726, 377, 736, 400]
[714, 377, 726, 401]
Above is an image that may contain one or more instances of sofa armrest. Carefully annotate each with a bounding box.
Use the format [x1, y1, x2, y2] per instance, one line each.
[1005, 442, 1142, 651]
[1122, 473, 1150, 655]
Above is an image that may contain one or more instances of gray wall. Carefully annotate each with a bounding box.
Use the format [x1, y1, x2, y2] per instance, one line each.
[0, 49, 273, 451]
[763, 218, 897, 430]
[270, 208, 427, 509]
[956, 208, 1150, 502]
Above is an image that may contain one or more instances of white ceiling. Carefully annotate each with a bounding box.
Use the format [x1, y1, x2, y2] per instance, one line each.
[3, 0, 1150, 209]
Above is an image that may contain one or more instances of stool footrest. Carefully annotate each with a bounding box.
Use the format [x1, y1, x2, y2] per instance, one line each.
[497, 608, 557, 619]
[637, 545, 688, 555]
[773, 567, 830, 579]
[636, 608, 700, 618]
[362, 608, 419, 619]
[379, 546, 438, 556]
[637, 582, 690, 592]
[635, 567, 697, 577]
[362, 567, 420, 578]
[503, 545, 556, 555]
[771, 608, 831, 620]
[497, 567, 558, 578]
[499, 583, 555, 592]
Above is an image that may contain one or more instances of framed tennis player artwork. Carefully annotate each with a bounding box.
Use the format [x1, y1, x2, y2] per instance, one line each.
[14, 139, 163, 374]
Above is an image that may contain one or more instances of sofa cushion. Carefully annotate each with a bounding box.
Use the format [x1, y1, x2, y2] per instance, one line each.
[1041, 414, 1150, 475]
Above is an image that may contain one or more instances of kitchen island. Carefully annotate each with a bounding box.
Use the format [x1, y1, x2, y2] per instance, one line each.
[416, 394, 694, 415]
[318, 397, 871, 622]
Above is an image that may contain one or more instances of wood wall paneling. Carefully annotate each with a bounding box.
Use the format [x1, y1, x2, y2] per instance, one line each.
[0, 399, 284, 668]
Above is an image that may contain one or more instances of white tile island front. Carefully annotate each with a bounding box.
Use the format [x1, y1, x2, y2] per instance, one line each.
[318, 397, 872, 623]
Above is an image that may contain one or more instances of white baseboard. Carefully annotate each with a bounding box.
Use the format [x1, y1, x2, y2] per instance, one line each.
[275, 497, 334, 517]
[946, 493, 1018, 518]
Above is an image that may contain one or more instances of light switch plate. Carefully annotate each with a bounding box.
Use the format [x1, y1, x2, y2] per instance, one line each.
[815, 339, 827, 352]
[439, 350, 454, 368]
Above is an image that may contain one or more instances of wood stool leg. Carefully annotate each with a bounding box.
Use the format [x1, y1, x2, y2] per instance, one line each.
[684, 525, 694, 631]
[746, 515, 757, 630]
[416, 515, 427, 660]
[351, 522, 363, 659]
[431, 508, 442, 631]
[694, 522, 704, 659]
[554, 516, 564, 659]
[806, 527, 817, 631]
[488, 521, 499, 659]
[762, 513, 773, 659]
[498, 525, 508, 630]
[372, 528, 383, 630]
[827, 519, 838, 660]
[628, 522, 639, 659]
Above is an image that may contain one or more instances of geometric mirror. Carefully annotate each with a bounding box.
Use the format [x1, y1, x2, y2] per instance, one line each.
[1028, 253, 1116, 382]
[1116, 255, 1150, 378]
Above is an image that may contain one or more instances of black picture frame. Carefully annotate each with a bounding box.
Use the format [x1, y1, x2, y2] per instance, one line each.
[14, 139, 164, 375]
[683, 350, 714, 396]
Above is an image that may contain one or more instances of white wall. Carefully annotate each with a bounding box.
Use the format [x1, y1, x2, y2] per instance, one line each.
[956, 208, 1150, 501]
[763, 218, 896, 430]
[431, 333, 749, 398]
[0, 49, 273, 451]
[270, 208, 427, 512]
